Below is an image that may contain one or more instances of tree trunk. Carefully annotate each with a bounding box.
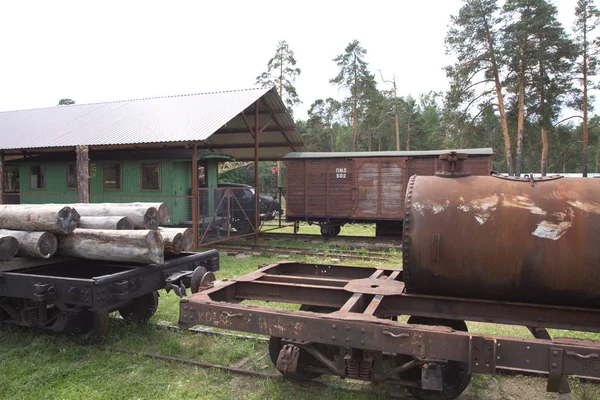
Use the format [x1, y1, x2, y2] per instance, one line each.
[394, 110, 400, 151]
[0, 205, 80, 234]
[0, 229, 57, 258]
[158, 229, 184, 254]
[540, 127, 549, 176]
[582, 51, 589, 177]
[596, 137, 600, 173]
[483, 16, 514, 176]
[57, 229, 164, 264]
[353, 68, 359, 152]
[79, 216, 134, 230]
[159, 227, 193, 251]
[515, 44, 528, 176]
[0, 151, 4, 205]
[367, 131, 372, 151]
[70, 204, 159, 229]
[406, 122, 411, 151]
[0, 235, 19, 261]
[75, 145, 89, 203]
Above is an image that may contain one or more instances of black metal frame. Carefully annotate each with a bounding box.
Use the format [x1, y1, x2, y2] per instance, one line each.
[0, 250, 218, 330]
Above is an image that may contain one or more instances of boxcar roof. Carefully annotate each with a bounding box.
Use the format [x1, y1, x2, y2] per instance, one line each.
[283, 148, 494, 159]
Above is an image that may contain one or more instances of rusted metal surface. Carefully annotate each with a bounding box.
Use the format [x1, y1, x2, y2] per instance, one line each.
[403, 173, 600, 308]
[180, 260, 600, 397]
[284, 152, 492, 230]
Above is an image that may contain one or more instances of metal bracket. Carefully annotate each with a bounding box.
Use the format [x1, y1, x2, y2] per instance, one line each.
[421, 363, 443, 391]
[33, 283, 56, 302]
[276, 344, 300, 374]
[547, 347, 570, 394]
[469, 336, 497, 374]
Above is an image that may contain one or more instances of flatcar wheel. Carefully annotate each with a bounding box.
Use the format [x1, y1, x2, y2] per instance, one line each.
[269, 305, 336, 381]
[399, 317, 471, 400]
[118, 291, 159, 323]
[72, 309, 110, 344]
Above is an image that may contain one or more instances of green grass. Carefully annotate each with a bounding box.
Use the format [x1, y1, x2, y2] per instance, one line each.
[1, 229, 599, 399]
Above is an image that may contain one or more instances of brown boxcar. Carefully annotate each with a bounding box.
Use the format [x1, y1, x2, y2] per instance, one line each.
[284, 148, 493, 236]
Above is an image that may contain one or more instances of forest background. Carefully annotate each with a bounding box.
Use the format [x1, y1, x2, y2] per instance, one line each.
[227, 0, 600, 186]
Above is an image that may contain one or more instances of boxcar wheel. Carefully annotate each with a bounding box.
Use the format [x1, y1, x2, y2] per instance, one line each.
[320, 224, 340, 238]
[399, 317, 471, 400]
[71, 309, 110, 344]
[118, 291, 159, 323]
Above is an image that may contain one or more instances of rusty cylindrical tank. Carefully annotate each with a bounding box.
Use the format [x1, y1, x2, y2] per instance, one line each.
[403, 156, 600, 308]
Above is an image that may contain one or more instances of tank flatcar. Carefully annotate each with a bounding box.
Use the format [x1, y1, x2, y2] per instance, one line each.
[181, 152, 600, 399]
[284, 148, 493, 237]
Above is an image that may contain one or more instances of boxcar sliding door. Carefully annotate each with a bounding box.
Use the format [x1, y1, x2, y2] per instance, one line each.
[352, 158, 404, 219]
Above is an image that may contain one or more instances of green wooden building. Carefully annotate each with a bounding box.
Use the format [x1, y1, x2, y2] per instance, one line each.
[0, 88, 303, 244]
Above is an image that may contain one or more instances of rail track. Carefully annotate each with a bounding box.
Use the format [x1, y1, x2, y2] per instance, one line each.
[213, 243, 399, 262]
[259, 232, 403, 247]
[100, 319, 414, 398]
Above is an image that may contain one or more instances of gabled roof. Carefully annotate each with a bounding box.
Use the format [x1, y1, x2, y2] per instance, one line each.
[0, 87, 303, 161]
[283, 148, 494, 159]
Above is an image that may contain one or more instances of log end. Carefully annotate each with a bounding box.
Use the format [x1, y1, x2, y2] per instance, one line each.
[146, 230, 164, 264]
[57, 207, 81, 234]
[165, 232, 184, 254]
[116, 217, 135, 230]
[143, 207, 159, 230]
[37, 232, 58, 258]
[157, 204, 172, 224]
[0, 236, 19, 261]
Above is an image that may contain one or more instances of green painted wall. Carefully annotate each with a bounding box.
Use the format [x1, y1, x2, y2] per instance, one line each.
[18, 159, 198, 225]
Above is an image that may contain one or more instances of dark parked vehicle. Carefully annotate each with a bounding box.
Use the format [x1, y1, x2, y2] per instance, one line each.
[217, 183, 281, 233]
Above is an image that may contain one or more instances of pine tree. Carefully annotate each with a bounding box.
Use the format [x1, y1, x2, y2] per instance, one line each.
[446, 0, 514, 174]
[573, 0, 600, 176]
[330, 40, 377, 151]
[256, 40, 302, 112]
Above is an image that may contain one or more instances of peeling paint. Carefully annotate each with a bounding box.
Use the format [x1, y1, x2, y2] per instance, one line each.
[532, 220, 572, 240]
[567, 200, 600, 215]
[503, 195, 547, 215]
[413, 200, 450, 216]
[457, 194, 499, 224]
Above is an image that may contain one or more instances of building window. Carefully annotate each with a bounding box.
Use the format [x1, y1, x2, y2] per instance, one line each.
[103, 163, 122, 190]
[67, 164, 77, 189]
[30, 165, 45, 189]
[141, 163, 160, 190]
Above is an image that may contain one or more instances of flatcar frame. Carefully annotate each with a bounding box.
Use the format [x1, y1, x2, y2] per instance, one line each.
[180, 261, 600, 397]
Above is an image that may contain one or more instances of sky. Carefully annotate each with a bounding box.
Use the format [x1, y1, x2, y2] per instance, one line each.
[0, 0, 582, 121]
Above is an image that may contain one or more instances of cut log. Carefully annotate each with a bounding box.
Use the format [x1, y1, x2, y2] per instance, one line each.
[69, 204, 159, 229]
[157, 229, 184, 254]
[79, 216, 135, 230]
[159, 227, 193, 251]
[0, 229, 57, 258]
[0, 235, 19, 260]
[120, 202, 171, 224]
[57, 229, 164, 264]
[0, 205, 80, 234]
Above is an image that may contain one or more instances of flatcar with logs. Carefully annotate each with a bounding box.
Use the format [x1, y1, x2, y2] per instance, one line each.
[283, 148, 493, 237]
[181, 152, 600, 399]
[0, 202, 219, 343]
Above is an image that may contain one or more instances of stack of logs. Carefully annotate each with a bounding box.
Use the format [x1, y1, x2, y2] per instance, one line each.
[0, 203, 193, 265]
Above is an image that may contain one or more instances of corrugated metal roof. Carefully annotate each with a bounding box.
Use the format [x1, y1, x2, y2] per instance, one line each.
[0, 87, 303, 160]
[283, 148, 494, 159]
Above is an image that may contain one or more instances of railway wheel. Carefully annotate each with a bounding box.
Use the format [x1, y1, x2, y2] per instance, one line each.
[118, 291, 159, 323]
[71, 309, 110, 344]
[399, 317, 471, 400]
[320, 224, 340, 238]
[269, 305, 336, 381]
